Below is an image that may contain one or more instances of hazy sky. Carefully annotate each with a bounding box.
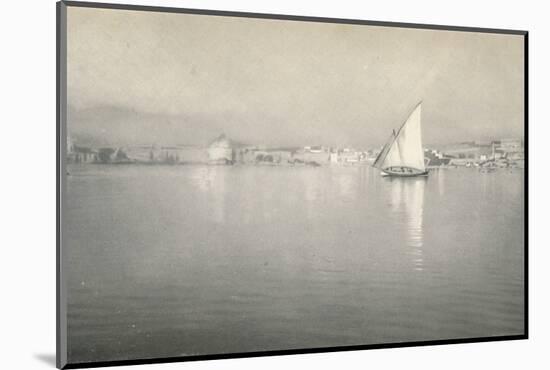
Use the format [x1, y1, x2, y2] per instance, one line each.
[67, 7, 524, 148]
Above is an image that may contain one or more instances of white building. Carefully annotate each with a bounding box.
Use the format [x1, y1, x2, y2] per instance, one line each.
[208, 134, 234, 164]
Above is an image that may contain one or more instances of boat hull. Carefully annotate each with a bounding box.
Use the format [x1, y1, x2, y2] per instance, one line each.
[381, 166, 429, 177]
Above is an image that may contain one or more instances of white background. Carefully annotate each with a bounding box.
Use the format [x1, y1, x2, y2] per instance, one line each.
[1, 0, 546, 369]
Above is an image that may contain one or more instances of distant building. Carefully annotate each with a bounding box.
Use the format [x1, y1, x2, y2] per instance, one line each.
[111, 148, 131, 163]
[125, 145, 208, 164]
[124, 145, 157, 163]
[308, 146, 324, 153]
[500, 139, 524, 167]
[235, 147, 259, 164]
[439, 142, 496, 164]
[338, 150, 360, 164]
[156, 146, 204, 164]
[295, 147, 331, 165]
[424, 149, 451, 167]
[208, 134, 234, 164]
[498, 138, 524, 153]
[441, 143, 484, 160]
[265, 149, 293, 164]
[438, 138, 524, 167]
[325, 148, 369, 165]
[67, 143, 97, 163]
[167, 146, 208, 164]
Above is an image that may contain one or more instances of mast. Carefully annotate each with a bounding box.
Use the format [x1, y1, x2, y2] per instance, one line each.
[372, 132, 396, 169]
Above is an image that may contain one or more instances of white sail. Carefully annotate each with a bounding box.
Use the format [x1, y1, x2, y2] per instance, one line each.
[379, 103, 425, 171]
[382, 132, 403, 168]
[372, 132, 396, 169]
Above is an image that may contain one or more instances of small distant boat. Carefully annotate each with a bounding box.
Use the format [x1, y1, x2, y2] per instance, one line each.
[372, 102, 428, 177]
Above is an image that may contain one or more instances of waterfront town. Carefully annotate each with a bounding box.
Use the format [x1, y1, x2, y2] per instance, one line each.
[67, 134, 525, 170]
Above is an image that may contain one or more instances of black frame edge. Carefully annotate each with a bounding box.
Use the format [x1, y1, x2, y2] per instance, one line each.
[57, 1, 68, 369]
[56, 2, 61, 368]
[62, 335, 528, 369]
[523, 32, 529, 339]
[61, 0, 527, 35]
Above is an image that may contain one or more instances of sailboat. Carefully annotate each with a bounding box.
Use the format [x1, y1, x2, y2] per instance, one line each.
[372, 102, 428, 177]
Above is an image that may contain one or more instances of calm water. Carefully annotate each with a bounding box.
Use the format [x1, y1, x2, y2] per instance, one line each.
[65, 165, 524, 363]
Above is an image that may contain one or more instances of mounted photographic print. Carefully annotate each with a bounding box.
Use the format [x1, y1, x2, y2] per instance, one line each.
[57, 1, 528, 368]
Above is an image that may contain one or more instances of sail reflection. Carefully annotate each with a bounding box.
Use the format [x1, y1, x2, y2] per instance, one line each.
[388, 177, 426, 271]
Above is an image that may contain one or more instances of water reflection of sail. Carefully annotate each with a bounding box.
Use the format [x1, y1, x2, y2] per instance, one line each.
[390, 178, 426, 271]
[407, 179, 425, 271]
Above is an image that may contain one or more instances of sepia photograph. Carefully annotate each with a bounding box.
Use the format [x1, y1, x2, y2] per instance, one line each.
[57, 1, 526, 368]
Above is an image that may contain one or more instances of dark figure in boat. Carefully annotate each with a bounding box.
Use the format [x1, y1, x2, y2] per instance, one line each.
[382, 166, 428, 177]
[387, 166, 414, 174]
